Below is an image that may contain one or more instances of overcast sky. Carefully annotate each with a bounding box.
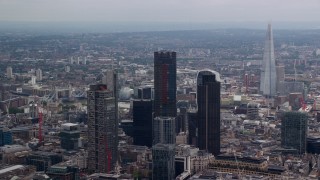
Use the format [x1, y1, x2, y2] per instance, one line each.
[0, 0, 320, 22]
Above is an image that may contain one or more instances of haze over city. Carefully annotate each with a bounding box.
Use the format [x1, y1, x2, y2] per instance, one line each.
[1, 0, 320, 32]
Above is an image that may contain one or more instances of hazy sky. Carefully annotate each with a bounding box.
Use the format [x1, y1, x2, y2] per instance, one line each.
[0, 0, 319, 22]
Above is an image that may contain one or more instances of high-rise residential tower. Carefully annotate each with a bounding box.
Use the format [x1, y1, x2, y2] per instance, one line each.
[154, 51, 177, 117]
[281, 112, 308, 154]
[197, 69, 221, 156]
[87, 82, 118, 172]
[260, 24, 277, 97]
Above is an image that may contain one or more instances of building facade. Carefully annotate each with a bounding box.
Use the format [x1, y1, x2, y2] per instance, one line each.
[197, 70, 221, 156]
[153, 116, 175, 145]
[152, 144, 175, 180]
[132, 100, 153, 147]
[60, 123, 80, 151]
[87, 83, 118, 173]
[281, 112, 308, 154]
[260, 23, 277, 97]
[154, 51, 177, 117]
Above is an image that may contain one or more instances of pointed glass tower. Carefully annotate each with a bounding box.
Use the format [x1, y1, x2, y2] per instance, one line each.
[260, 23, 277, 97]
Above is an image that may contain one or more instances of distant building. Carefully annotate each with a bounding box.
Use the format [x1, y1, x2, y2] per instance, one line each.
[132, 100, 153, 147]
[176, 107, 188, 133]
[26, 151, 63, 171]
[0, 127, 12, 146]
[277, 81, 305, 96]
[154, 51, 177, 117]
[60, 123, 80, 151]
[0, 165, 36, 179]
[246, 103, 260, 120]
[276, 66, 285, 92]
[6, 67, 13, 79]
[153, 116, 175, 145]
[197, 69, 221, 156]
[134, 85, 154, 99]
[260, 24, 277, 97]
[36, 68, 43, 81]
[152, 144, 175, 180]
[281, 112, 308, 154]
[0, 144, 31, 164]
[47, 164, 80, 180]
[87, 83, 118, 173]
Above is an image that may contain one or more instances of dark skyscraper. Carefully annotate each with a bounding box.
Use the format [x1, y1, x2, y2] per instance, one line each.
[132, 100, 153, 147]
[154, 51, 177, 117]
[87, 83, 118, 173]
[281, 112, 308, 154]
[197, 69, 221, 156]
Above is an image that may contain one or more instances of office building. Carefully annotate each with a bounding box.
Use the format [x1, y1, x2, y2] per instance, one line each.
[281, 112, 308, 154]
[152, 144, 175, 180]
[132, 100, 153, 147]
[260, 24, 277, 97]
[187, 110, 198, 146]
[154, 51, 177, 117]
[197, 70, 221, 155]
[60, 123, 80, 151]
[26, 151, 63, 171]
[87, 83, 118, 173]
[153, 116, 175, 145]
[47, 164, 80, 180]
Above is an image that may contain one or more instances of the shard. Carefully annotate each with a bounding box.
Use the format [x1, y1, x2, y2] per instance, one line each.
[260, 23, 277, 97]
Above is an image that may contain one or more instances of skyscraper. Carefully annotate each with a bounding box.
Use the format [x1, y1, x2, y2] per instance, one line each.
[152, 143, 175, 180]
[197, 69, 221, 156]
[153, 116, 175, 145]
[281, 112, 308, 154]
[133, 100, 153, 147]
[87, 83, 118, 173]
[260, 23, 277, 97]
[154, 51, 177, 117]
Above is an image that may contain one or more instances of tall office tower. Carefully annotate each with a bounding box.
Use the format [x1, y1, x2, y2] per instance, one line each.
[87, 84, 118, 173]
[36, 69, 43, 81]
[152, 144, 175, 180]
[281, 112, 308, 154]
[154, 51, 177, 117]
[260, 23, 277, 97]
[6, 66, 12, 79]
[153, 117, 175, 145]
[133, 100, 153, 147]
[187, 110, 198, 146]
[197, 70, 221, 155]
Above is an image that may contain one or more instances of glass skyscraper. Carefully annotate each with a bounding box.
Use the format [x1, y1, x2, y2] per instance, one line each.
[260, 23, 277, 97]
[197, 69, 221, 156]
